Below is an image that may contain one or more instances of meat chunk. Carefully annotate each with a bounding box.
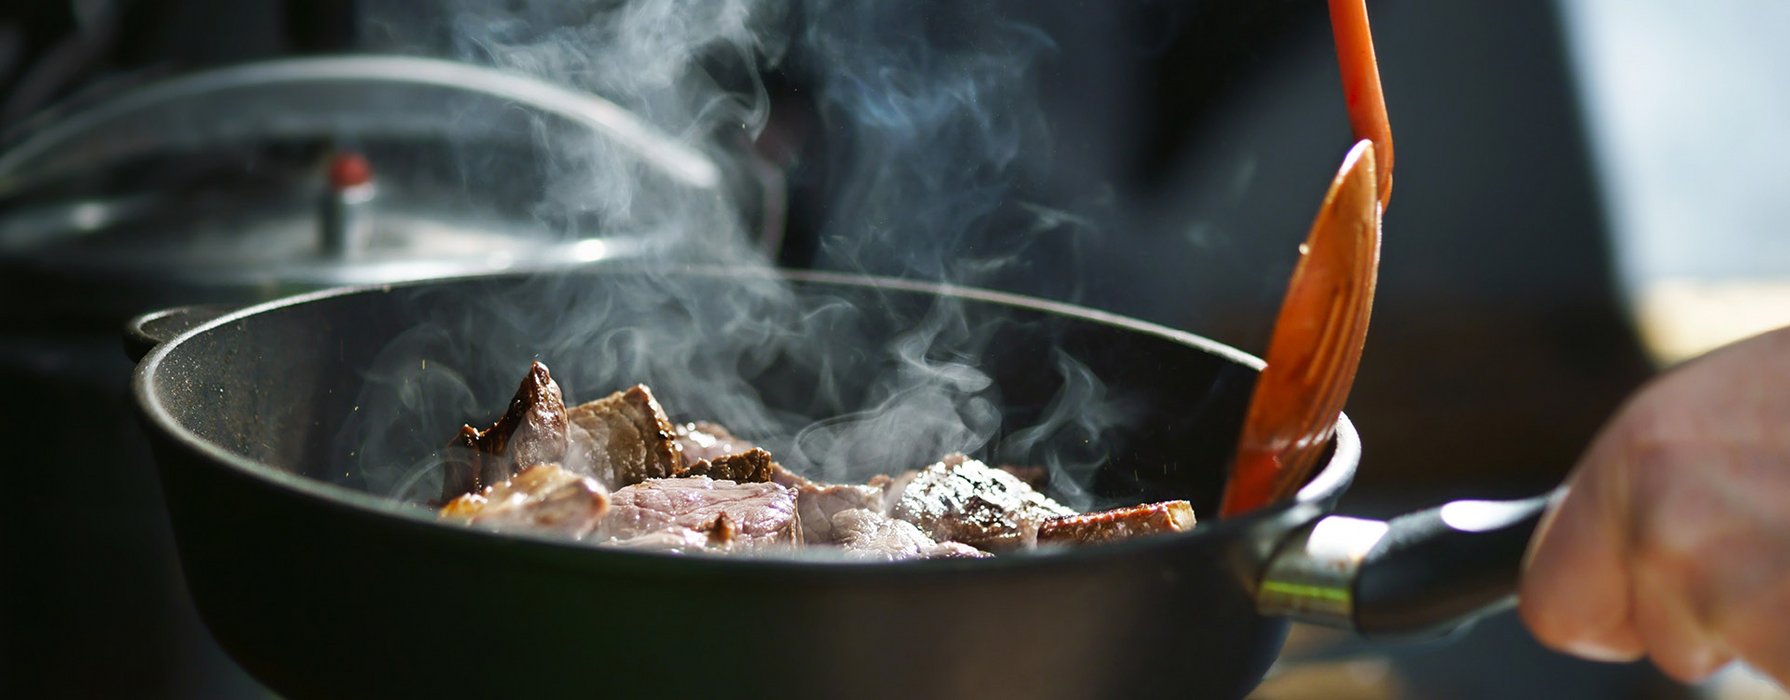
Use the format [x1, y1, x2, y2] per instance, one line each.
[672, 421, 756, 466]
[563, 385, 683, 490]
[675, 447, 775, 483]
[603, 512, 738, 553]
[679, 450, 886, 543]
[596, 476, 801, 551]
[831, 509, 990, 561]
[889, 455, 1076, 551]
[440, 362, 569, 501]
[1037, 501, 1196, 546]
[442, 427, 492, 501]
[438, 463, 609, 538]
[796, 482, 885, 543]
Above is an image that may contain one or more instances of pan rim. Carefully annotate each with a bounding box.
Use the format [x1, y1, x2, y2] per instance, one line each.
[131, 265, 1359, 573]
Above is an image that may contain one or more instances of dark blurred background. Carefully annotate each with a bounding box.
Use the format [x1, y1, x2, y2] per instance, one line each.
[2, 1, 1785, 698]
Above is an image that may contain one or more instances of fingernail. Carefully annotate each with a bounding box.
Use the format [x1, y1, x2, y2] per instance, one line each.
[1560, 638, 1645, 663]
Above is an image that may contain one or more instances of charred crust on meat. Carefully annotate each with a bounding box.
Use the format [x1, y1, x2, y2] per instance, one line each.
[438, 426, 483, 502]
[439, 362, 569, 502]
[672, 421, 757, 467]
[675, 447, 775, 483]
[1036, 501, 1196, 545]
[703, 512, 737, 548]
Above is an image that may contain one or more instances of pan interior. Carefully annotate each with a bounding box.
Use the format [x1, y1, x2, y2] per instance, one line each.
[144, 270, 1261, 525]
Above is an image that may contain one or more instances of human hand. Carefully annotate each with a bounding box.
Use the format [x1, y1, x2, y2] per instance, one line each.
[1519, 324, 1790, 686]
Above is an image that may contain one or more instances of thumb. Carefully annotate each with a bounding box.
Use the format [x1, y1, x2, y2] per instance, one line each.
[1518, 440, 1645, 662]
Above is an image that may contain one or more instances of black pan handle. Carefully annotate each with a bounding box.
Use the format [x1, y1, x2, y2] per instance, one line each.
[1352, 491, 1556, 636]
[1256, 489, 1560, 638]
[124, 304, 237, 362]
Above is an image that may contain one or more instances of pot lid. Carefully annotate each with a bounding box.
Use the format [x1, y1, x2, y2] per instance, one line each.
[0, 56, 732, 289]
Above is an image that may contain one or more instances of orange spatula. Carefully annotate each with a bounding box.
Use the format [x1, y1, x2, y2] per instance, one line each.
[1219, 139, 1381, 518]
[1217, 0, 1393, 518]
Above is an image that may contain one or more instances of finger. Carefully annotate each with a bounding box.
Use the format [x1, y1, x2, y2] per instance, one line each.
[1633, 566, 1733, 683]
[1519, 460, 1644, 661]
[1626, 441, 1789, 683]
[1715, 587, 1790, 690]
[1684, 533, 1790, 689]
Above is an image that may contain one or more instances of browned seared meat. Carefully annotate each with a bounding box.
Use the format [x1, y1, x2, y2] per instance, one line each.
[796, 482, 885, 543]
[831, 509, 989, 561]
[672, 421, 756, 466]
[441, 427, 495, 502]
[563, 385, 683, 489]
[673, 421, 809, 489]
[890, 455, 1076, 551]
[675, 447, 775, 483]
[440, 362, 569, 501]
[1037, 501, 1196, 546]
[704, 512, 738, 547]
[505, 370, 572, 472]
[596, 476, 801, 550]
[438, 463, 609, 538]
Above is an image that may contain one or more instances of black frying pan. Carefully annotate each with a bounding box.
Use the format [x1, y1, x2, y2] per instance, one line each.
[125, 268, 1549, 700]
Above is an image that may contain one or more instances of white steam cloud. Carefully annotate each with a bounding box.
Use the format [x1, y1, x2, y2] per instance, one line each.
[342, 0, 1132, 511]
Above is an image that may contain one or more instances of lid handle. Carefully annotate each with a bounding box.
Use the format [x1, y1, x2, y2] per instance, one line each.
[320, 151, 377, 258]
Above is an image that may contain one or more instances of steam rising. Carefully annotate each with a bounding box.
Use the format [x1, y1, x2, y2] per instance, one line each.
[344, 0, 1131, 511]
[800, 0, 1058, 284]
